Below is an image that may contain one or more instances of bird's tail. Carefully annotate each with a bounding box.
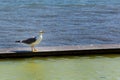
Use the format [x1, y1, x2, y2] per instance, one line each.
[15, 40, 22, 43]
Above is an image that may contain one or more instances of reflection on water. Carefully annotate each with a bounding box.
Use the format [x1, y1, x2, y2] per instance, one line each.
[0, 54, 120, 80]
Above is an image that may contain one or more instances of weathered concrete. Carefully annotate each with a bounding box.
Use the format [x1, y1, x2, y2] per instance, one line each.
[0, 44, 120, 58]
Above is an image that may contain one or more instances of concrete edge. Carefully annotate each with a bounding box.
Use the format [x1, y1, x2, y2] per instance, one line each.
[0, 44, 120, 58]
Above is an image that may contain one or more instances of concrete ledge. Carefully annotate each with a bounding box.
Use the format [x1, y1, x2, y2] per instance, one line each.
[0, 44, 120, 58]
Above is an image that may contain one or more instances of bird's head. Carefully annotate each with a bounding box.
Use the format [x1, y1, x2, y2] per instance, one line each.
[39, 30, 45, 34]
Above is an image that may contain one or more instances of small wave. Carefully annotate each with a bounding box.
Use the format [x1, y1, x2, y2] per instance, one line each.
[21, 3, 45, 9]
[38, 14, 58, 18]
[86, 36, 113, 42]
[110, 28, 120, 33]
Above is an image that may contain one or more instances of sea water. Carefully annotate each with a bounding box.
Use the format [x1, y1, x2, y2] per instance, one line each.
[0, 0, 120, 48]
[0, 1, 120, 80]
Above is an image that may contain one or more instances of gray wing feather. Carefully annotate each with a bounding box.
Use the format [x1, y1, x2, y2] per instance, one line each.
[22, 37, 37, 44]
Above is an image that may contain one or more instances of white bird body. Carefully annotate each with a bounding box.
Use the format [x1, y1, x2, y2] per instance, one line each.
[16, 31, 44, 52]
[30, 33, 43, 47]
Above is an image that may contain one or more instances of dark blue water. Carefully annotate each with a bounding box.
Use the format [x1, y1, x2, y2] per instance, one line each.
[0, 0, 120, 48]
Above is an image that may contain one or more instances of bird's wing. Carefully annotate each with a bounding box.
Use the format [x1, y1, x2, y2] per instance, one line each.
[22, 37, 37, 44]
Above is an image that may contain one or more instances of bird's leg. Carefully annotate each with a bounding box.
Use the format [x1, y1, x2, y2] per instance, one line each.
[33, 47, 38, 52]
[31, 46, 34, 52]
[31, 46, 38, 52]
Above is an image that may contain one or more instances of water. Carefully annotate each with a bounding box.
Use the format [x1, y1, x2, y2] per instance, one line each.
[1, 1, 120, 79]
[0, 0, 120, 48]
[0, 54, 120, 80]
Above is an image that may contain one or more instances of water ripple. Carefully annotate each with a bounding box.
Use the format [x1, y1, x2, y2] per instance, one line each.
[0, 0, 120, 48]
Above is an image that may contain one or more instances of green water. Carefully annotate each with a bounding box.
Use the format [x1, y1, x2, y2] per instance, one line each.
[0, 54, 120, 80]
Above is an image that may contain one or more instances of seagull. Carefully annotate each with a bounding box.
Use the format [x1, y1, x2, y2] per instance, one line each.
[15, 31, 44, 52]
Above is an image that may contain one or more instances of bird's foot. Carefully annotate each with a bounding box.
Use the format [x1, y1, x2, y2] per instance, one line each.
[32, 48, 38, 52]
[32, 50, 37, 52]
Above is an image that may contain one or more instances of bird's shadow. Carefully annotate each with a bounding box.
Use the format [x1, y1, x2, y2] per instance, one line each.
[13, 50, 32, 53]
